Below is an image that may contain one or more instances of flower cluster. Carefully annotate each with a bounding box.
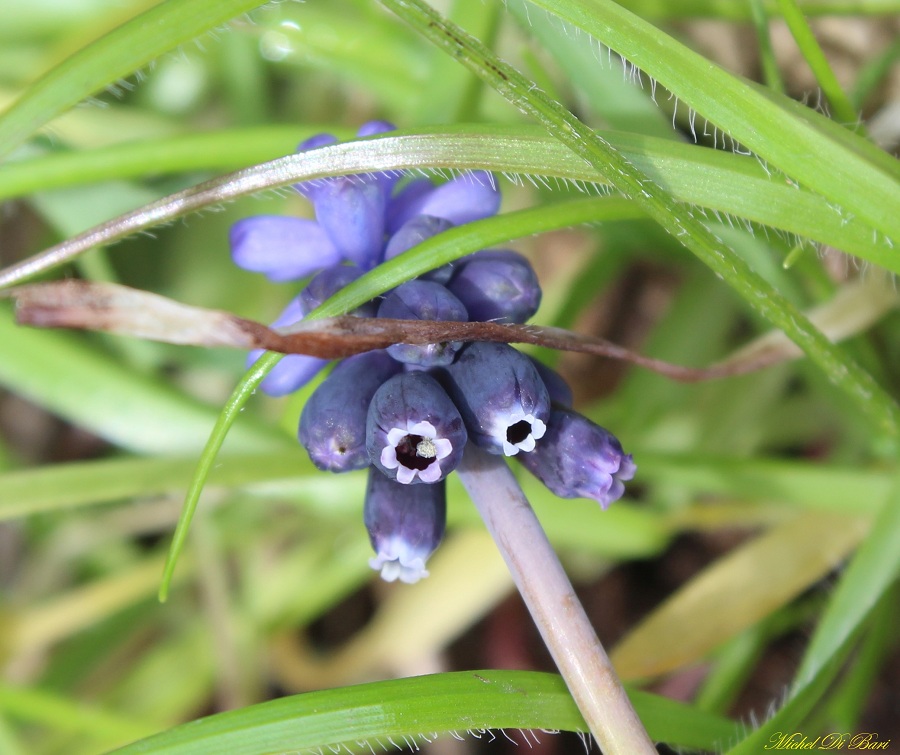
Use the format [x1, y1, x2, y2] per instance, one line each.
[231, 122, 635, 584]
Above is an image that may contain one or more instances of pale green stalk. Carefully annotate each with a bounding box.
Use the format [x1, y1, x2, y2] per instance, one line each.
[457, 445, 656, 755]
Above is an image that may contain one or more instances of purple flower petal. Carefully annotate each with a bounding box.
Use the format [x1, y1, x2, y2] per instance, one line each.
[386, 179, 438, 234]
[294, 133, 339, 198]
[311, 176, 389, 268]
[357, 120, 396, 137]
[364, 468, 446, 583]
[298, 132, 338, 152]
[248, 350, 329, 397]
[230, 216, 341, 282]
[298, 264, 378, 317]
[390, 171, 500, 231]
[529, 357, 574, 408]
[384, 215, 454, 262]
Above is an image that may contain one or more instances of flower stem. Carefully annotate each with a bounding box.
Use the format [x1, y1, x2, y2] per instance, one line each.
[457, 444, 655, 755]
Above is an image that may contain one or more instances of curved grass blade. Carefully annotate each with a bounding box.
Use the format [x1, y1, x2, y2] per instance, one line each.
[614, 0, 900, 19]
[105, 670, 739, 754]
[0, 128, 894, 286]
[519, 0, 899, 242]
[378, 0, 900, 438]
[774, 0, 860, 128]
[610, 511, 870, 681]
[0, 0, 272, 161]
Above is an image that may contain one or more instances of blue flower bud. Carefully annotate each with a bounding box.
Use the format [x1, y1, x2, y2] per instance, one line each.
[517, 409, 636, 508]
[529, 357, 573, 408]
[230, 216, 341, 282]
[298, 132, 338, 152]
[298, 264, 377, 318]
[364, 467, 445, 583]
[447, 250, 541, 324]
[439, 342, 550, 456]
[355, 121, 401, 194]
[249, 265, 378, 397]
[367, 371, 467, 484]
[377, 280, 468, 367]
[299, 351, 402, 472]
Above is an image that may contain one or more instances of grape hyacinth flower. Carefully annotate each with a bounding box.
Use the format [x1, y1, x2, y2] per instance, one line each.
[517, 409, 637, 509]
[364, 468, 446, 584]
[225, 120, 649, 751]
[366, 371, 467, 484]
[298, 350, 401, 472]
[440, 341, 550, 456]
[229, 120, 635, 583]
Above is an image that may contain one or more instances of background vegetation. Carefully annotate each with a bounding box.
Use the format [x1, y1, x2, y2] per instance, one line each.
[0, 0, 898, 752]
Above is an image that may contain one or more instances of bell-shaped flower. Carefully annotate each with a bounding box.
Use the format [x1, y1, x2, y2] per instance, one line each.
[377, 280, 468, 367]
[296, 122, 399, 269]
[387, 171, 500, 234]
[298, 351, 402, 472]
[367, 371, 467, 484]
[364, 468, 446, 584]
[439, 342, 550, 456]
[447, 250, 541, 324]
[517, 408, 636, 509]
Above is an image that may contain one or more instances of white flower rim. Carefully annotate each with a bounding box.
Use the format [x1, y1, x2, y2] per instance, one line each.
[380, 420, 453, 484]
[499, 411, 547, 456]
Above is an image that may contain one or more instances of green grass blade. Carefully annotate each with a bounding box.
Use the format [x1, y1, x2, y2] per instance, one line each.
[749, 0, 785, 93]
[774, 0, 862, 127]
[0, 128, 893, 282]
[520, 0, 899, 243]
[379, 0, 900, 438]
[0, 305, 283, 455]
[611, 0, 900, 23]
[0, 683, 154, 743]
[0, 0, 271, 160]
[727, 470, 900, 752]
[105, 670, 738, 754]
[0, 451, 302, 522]
[793, 469, 900, 691]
